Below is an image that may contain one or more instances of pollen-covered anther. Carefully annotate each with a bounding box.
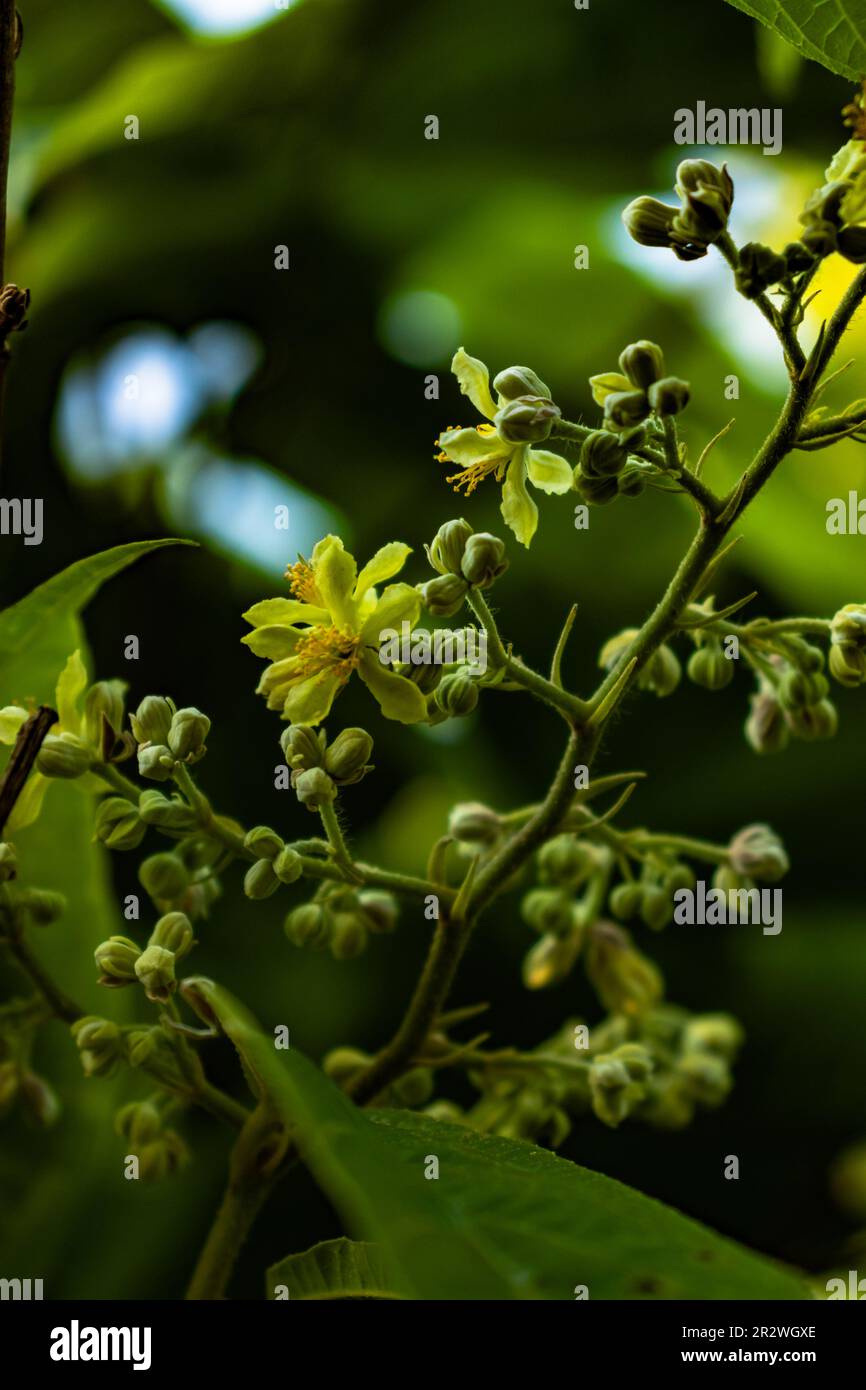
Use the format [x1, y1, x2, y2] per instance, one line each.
[446, 455, 509, 495]
[285, 558, 323, 606]
[294, 626, 362, 682]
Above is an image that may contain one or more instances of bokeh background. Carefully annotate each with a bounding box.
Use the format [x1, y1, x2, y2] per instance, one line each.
[1, 0, 864, 1298]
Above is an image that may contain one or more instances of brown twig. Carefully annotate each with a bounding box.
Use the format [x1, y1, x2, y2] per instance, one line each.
[0, 705, 57, 836]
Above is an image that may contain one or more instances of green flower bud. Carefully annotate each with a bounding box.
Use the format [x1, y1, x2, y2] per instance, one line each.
[273, 846, 303, 884]
[329, 911, 368, 960]
[621, 195, 678, 249]
[640, 883, 673, 931]
[71, 1015, 123, 1077]
[712, 863, 751, 894]
[19, 1070, 61, 1127]
[115, 1099, 162, 1146]
[538, 834, 594, 890]
[435, 668, 479, 718]
[494, 395, 560, 445]
[585, 921, 663, 1015]
[674, 159, 734, 238]
[137, 1131, 189, 1182]
[522, 887, 574, 938]
[745, 689, 789, 755]
[609, 880, 643, 920]
[243, 859, 280, 899]
[124, 1027, 187, 1088]
[280, 723, 326, 771]
[137, 743, 175, 782]
[599, 628, 637, 672]
[734, 242, 787, 299]
[682, 1013, 743, 1061]
[665, 862, 696, 894]
[603, 390, 651, 429]
[131, 696, 175, 746]
[138, 789, 198, 831]
[150, 911, 194, 959]
[675, 1051, 731, 1106]
[134, 943, 177, 1002]
[618, 341, 665, 391]
[589, 1056, 638, 1128]
[0, 841, 17, 882]
[36, 732, 91, 779]
[575, 468, 620, 505]
[426, 517, 474, 576]
[448, 801, 501, 844]
[838, 224, 866, 262]
[284, 902, 329, 948]
[95, 795, 146, 851]
[84, 679, 126, 752]
[460, 532, 508, 589]
[580, 429, 628, 478]
[785, 699, 838, 741]
[522, 929, 582, 989]
[493, 365, 551, 400]
[641, 643, 681, 698]
[358, 889, 399, 934]
[94, 935, 141, 987]
[829, 603, 866, 686]
[647, 375, 690, 416]
[139, 852, 190, 901]
[168, 707, 210, 762]
[293, 765, 336, 811]
[687, 642, 734, 691]
[243, 825, 284, 860]
[783, 240, 815, 275]
[18, 888, 66, 926]
[322, 1046, 370, 1083]
[728, 824, 788, 883]
[419, 572, 469, 618]
[391, 1067, 434, 1107]
[324, 727, 374, 785]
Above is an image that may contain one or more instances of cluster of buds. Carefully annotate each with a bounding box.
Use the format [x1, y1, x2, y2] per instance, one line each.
[284, 885, 398, 959]
[599, 629, 681, 698]
[733, 239, 813, 300]
[93, 911, 194, 1003]
[492, 363, 561, 443]
[420, 518, 508, 618]
[686, 633, 735, 692]
[521, 838, 612, 990]
[115, 1099, 189, 1182]
[280, 723, 374, 813]
[799, 139, 866, 263]
[622, 160, 734, 261]
[447, 801, 503, 856]
[132, 696, 210, 782]
[71, 1015, 124, 1078]
[36, 677, 133, 781]
[589, 339, 689, 435]
[138, 839, 221, 920]
[609, 859, 695, 931]
[745, 642, 837, 755]
[575, 430, 648, 506]
[829, 603, 866, 687]
[242, 824, 303, 899]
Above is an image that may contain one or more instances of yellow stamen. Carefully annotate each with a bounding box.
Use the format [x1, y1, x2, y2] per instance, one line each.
[293, 626, 361, 683]
[285, 557, 323, 606]
[446, 454, 509, 495]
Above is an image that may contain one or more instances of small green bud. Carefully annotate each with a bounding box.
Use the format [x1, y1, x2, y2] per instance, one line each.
[580, 429, 628, 478]
[284, 902, 329, 948]
[426, 517, 474, 576]
[138, 1131, 189, 1182]
[95, 796, 146, 851]
[137, 743, 176, 781]
[324, 727, 374, 785]
[522, 888, 574, 938]
[674, 159, 734, 239]
[71, 1015, 123, 1077]
[493, 365, 551, 400]
[138, 789, 198, 831]
[322, 1046, 370, 1083]
[785, 699, 838, 741]
[728, 824, 788, 883]
[829, 603, 866, 687]
[494, 395, 560, 445]
[621, 195, 678, 249]
[538, 834, 594, 890]
[243, 825, 285, 860]
[293, 765, 336, 811]
[734, 242, 787, 299]
[647, 375, 690, 416]
[640, 883, 672, 931]
[358, 889, 399, 934]
[18, 888, 66, 926]
[95, 935, 141, 987]
[712, 863, 750, 894]
[131, 696, 175, 746]
[641, 642, 681, 698]
[0, 841, 17, 882]
[419, 573, 469, 618]
[36, 733, 91, 779]
[783, 240, 815, 275]
[603, 390, 651, 429]
[618, 341, 665, 391]
[448, 801, 501, 844]
[687, 642, 734, 691]
[168, 707, 210, 762]
[150, 911, 194, 959]
[435, 668, 479, 718]
[139, 852, 190, 901]
[585, 921, 663, 1015]
[683, 1013, 743, 1061]
[329, 911, 368, 960]
[522, 930, 582, 989]
[675, 1051, 731, 1106]
[115, 1099, 162, 1146]
[391, 1067, 434, 1107]
[280, 723, 326, 771]
[745, 689, 789, 755]
[609, 880, 643, 920]
[243, 859, 280, 899]
[575, 468, 619, 505]
[84, 679, 126, 752]
[460, 532, 508, 588]
[273, 846, 303, 884]
[135, 943, 177, 1002]
[19, 1070, 61, 1127]
[589, 1056, 638, 1127]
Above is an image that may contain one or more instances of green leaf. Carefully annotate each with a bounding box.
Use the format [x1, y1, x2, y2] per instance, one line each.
[723, 0, 866, 81]
[183, 980, 811, 1300]
[266, 1238, 402, 1301]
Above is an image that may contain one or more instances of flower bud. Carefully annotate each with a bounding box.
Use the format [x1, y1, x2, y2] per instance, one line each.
[640, 883, 672, 931]
[322, 1046, 370, 1083]
[538, 834, 594, 889]
[734, 241, 787, 299]
[329, 911, 368, 960]
[460, 532, 508, 588]
[168, 707, 210, 761]
[728, 824, 788, 883]
[137, 789, 197, 831]
[243, 825, 284, 860]
[71, 1015, 124, 1077]
[829, 603, 866, 687]
[115, 1099, 162, 1147]
[621, 196, 678, 249]
[95, 935, 141, 987]
[19, 1070, 61, 1127]
[134, 944, 177, 1002]
[293, 765, 336, 811]
[243, 858, 280, 899]
[599, 628, 637, 672]
[647, 376, 690, 416]
[785, 699, 838, 741]
[682, 1013, 743, 1061]
[139, 852, 190, 902]
[687, 642, 734, 691]
[280, 723, 326, 771]
[130, 695, 175, 746]
[494, 395, 560, 445]
[585, 921, 663, 1015]
[447, 801, 501, 844]
[324, 727, 374, 784]
[84, 680, 126, 752]
[745, 689, 789, 755]
[150, 911, 194, 959]
[426, 517, 474, 576]
[95, 795, 146, 851]
[674, 160, 734, 237]
[138, 1131, 189, 1182]
[273, 846, 303, 884]
[676, 1051, 731, 1106]
[493, 365, 551, 400]
[580, 429, 628, 478]
[137, 743, 175, 781]
[36, 732, 91, 779]
[419, 573, 469, 618]
[284, 902, 329, 948]
[391, 1067, 434, 1107]
[575, 468, 619, 505]
[522, 930, 582, 989]
[0, 841, 17, 882]
[618, 341, 665, 391]
[521, 888, 574, 937]
[641, 643, 681, 698]
[435, 668, 479, 717]
[589, 1056, 640, 1128]
[713, 863, 750, 894]
[603, 390, 651, 429]
[18, 888, 66, 925]
[609, 880, 642, 920]
[358, 889, 399, 934]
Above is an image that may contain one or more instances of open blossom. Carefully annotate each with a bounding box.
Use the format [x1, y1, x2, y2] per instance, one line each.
[242, 535, 427, 725]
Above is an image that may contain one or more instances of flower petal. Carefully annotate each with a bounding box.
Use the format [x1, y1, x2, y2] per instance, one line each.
[0, 704, 28, 745]
[358, 651, 427, 723]
[526, 449, 574, 494]
[452, 347, 497, 421]
[500, 448, 538, 547]
[284, 669, 344, 725]
[241, 626, 304, 660]
[56, 651, 88, 734]
[311, 536, 358, 629]
[360, 582, 422, 643]
[242, 598, 329, 629]
[353, 542, 412, 599]
[438, 427, 509, 467]
[589, 372, 631, 406]
[7, 772, 49, 831]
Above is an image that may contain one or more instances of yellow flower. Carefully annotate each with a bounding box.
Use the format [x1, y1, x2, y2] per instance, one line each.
[0, 651, 95, 830]
[436, 348, 573, 547]
[242, 535, 427, 725]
